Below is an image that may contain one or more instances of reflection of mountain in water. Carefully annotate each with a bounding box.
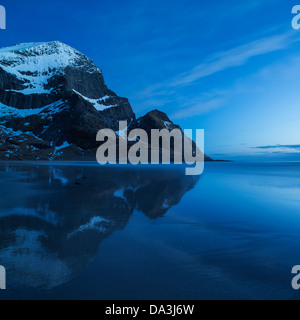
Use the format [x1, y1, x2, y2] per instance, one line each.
[0, 164, 199, 289]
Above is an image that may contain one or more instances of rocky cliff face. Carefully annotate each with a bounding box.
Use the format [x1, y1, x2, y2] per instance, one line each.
[0, 41, 211, 161]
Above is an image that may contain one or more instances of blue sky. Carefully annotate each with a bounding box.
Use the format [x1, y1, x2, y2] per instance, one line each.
[1, 0, 300, 160]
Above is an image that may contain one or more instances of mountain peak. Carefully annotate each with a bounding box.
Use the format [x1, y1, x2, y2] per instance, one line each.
[0, 41, 72, 54]
[0, 41, 211, 162]
[0, 42, 46, 53]
[0, 41, 97, 67]
[0, 41, 102, 96]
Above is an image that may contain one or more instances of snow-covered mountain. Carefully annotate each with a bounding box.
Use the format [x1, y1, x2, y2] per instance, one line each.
[0, 41, 211, 161]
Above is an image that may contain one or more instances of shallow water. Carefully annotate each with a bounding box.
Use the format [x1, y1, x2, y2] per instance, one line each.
[0, 162, 300, 300]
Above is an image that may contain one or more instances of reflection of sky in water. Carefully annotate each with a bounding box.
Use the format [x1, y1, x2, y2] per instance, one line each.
[0, 162, 300, 300]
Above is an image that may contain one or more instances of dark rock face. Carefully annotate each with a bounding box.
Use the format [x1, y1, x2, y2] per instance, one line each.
[133, 109, 181, 133]
[133, 110, 213, 162]
[0, 41, 211, 161]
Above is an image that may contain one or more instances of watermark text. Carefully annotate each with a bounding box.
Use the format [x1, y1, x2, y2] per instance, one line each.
[292, 5, 300, 30]
[0, 5, 5, 30]
[96, 121, 205, 176]
[0, 265, 6, 290]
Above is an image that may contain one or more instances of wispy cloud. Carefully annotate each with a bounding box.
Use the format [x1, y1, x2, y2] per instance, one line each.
[134, 30, 299, 119]
[171, 99, 224, 119]
[255, 145, 300, 150]
[136, 31, 298, 100]
[170, 31, 298, 87]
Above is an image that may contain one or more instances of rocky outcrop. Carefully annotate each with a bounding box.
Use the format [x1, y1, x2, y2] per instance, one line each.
[0, 41, 211, 162]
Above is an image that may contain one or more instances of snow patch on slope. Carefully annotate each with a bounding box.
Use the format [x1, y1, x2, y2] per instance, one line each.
[55, 141, 71, 152]
[164, 121, 173, 130]
[73, 89, 117, 111]
[0, 100, 66, 118]
[5, 88, 52, 95]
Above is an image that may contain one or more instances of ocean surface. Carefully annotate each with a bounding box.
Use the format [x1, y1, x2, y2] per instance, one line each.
[0, 162, 300, 300]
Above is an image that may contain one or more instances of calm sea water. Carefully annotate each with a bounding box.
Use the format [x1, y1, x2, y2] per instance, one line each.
[0, 162, 300, 300]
